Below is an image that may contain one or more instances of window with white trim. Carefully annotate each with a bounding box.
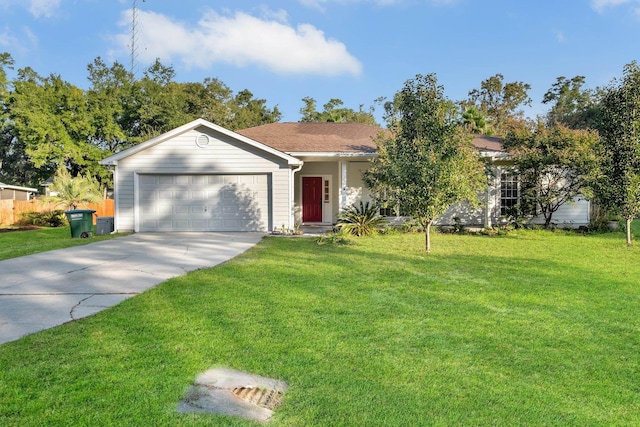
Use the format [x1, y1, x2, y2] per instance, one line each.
[500, 172, 519, 216]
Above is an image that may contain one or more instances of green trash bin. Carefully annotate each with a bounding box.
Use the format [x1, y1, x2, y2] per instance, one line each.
[65, 209, 96, 238]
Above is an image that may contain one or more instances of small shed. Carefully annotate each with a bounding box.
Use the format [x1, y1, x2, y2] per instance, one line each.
[0, 183, 38, 201]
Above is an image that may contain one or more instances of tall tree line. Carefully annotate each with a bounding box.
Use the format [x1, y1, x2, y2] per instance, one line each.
[0, 54, 281, 188]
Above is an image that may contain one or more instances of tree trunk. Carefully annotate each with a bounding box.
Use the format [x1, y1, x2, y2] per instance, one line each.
[627, 217, 633, 247]
[425, 220, 432, 253]
[544, 213, 552, 229]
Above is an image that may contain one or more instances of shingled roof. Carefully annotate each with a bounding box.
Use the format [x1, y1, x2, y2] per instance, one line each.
[237, 122, 505, 154]
[471, 135, 505, 152]
[237, 122, 384, 153]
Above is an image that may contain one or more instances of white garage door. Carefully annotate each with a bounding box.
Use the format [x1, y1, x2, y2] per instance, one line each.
[139, 175, 269, 232]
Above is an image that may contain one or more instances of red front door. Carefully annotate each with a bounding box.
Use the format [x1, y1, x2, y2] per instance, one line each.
[302, 177, 323, 222]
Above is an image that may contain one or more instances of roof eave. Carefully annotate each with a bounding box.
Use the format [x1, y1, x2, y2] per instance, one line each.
[0, 184, 38, 192]
[100, 118, 302, 166]
[479, 150, 510, 159]
[287, 151, 376, 158]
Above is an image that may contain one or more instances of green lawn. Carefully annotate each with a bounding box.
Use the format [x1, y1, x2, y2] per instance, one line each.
[0, 226, 126, 261]
[1, 229, 639, 426]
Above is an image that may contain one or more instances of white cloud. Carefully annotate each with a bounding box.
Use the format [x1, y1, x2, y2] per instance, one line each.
[27, 0, 62, 19]
[591, 0, 634, 12]
[0, 28, 18, 49]
[1, 0, 63, 19]
[111, 8, 362, 77]
[0, 26, 38, 54]
[299, 0, 452, 10]
[553, 29, 567, 43]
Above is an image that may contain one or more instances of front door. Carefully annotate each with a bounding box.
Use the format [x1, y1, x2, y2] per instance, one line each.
[302, 177, 323, 222]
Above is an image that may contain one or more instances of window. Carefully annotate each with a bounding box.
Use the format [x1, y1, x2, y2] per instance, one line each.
[380, 207, 396, 217]
[324, 180, 330, 203]
[379, 205, 407, 217]
[500, 172, 519, 216]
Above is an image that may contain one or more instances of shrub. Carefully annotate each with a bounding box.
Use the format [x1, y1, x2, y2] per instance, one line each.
[335, 201, 388, 237]
[315, 230, 353, 246]
[397, 218, 424, 233]
[16, 210, 67, 227]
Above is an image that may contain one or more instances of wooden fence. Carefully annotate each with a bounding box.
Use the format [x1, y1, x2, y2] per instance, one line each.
[0, 199, 114, 225]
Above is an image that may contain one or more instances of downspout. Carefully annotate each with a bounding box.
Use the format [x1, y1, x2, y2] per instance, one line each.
[485, 156, 494, 228]
[106, 165, 117, 232]
[340, 160, 348, 211]
[290, 162, 304, 230]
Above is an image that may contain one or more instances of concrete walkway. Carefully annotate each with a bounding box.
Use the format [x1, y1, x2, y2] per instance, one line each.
[0, 232, 263, 344]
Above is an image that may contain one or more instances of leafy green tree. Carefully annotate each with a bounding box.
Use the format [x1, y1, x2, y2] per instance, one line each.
[9, 67, 104, 182]
[229, 89, 281, 130]
[0, 53, 30, 186]
[299, 96, 378, 125]
[364, 74, 486, 253]
[504, 122, 599, 228]
[461, 107, 493, 135]
[126, 59, 188, 140]
[463, 74, 531, 136]
[47, 166, 103, 210]
[0, 52, 12, 102]
[86, 58, 133, 153]
[0, 54, 41, 186]
[543, 76, 602, 129]
[179, 78, 234, 128]
[594, 61, 640, 246]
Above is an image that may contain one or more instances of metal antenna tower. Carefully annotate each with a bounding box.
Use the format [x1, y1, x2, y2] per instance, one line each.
[130, 0, 147, 77]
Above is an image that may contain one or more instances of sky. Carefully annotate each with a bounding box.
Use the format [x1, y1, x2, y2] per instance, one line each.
[1, 0, 639, 124]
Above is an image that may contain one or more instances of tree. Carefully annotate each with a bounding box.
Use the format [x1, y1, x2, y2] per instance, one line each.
[86, 57, 133, 153]
[229, 89, 281, 130]
[8, 68, 104, 182]
[463, 74, 531, 136]
[298, 96, 378, 125]
[542, 76, 601, 129]
[47, 166, 103, 210]
[504, 121, 599, 228]
[461, 107, 493, 135]
[594, 61, 640, 246]
[0, 54, 42, 186]
[364, 74, 486, 253]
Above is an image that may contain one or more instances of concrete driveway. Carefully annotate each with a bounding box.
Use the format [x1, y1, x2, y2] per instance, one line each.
[0, 232, 263, 345]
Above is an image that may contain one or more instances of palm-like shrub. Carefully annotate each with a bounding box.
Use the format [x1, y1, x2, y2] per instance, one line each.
[47, 167, 103, 210]
[335, 201, 388, 236]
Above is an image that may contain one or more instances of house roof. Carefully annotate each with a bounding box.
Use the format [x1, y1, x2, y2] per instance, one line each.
[236, 122, 386, 154]
[237, 122, 505, 155]
[100, 118, 302, 166]
[471, 135, 505, 152]
[0, 183, 38, 193]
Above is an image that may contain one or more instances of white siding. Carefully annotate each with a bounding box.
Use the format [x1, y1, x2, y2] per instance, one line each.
[114, 126, 291, 232]
[346, 162, 372, 207]
[436, 201, 485, 227]
[531, 195, 590, 228]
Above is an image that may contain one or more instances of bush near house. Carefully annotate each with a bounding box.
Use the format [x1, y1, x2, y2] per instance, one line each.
[15, 210, 66, 227]
[335, 201, 388, 236]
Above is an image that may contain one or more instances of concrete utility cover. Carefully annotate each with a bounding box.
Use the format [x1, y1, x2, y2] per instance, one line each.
[178, 367, 288, 422]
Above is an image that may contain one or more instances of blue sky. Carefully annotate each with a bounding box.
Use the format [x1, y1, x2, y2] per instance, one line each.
[1, 0, 639, 123]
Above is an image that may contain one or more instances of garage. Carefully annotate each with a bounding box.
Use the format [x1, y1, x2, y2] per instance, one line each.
[138, 174, 270, 232]
[100, 119, 302, 233]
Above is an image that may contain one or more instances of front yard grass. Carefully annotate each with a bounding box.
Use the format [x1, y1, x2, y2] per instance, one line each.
[0, 226, 126, 261]
[1, 229, 639, 425]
